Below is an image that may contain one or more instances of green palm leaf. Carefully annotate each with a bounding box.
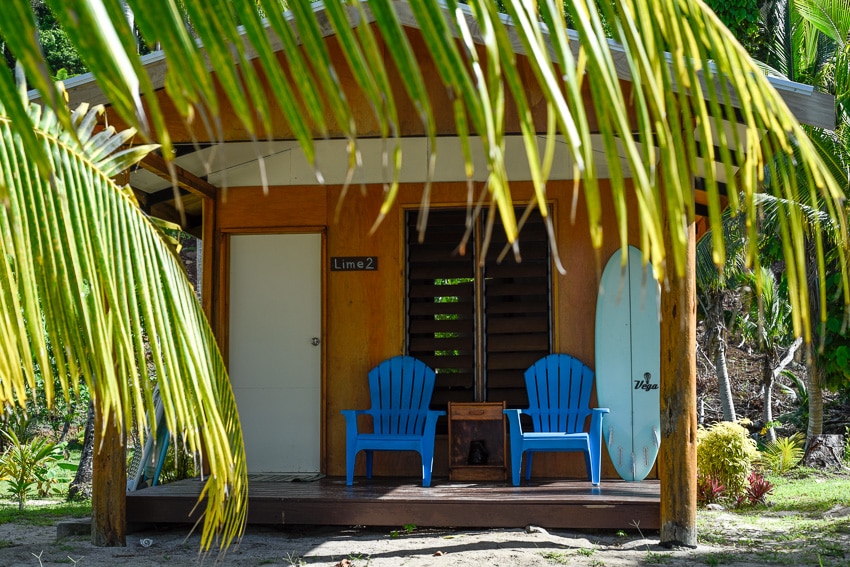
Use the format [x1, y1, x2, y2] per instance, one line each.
[0, 93, 247, 551]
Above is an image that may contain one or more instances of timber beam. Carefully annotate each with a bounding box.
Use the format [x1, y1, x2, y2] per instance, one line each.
[140, 153, 217, 201]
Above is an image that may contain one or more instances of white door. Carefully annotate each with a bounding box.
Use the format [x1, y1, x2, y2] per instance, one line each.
[228, 233, 322, 472]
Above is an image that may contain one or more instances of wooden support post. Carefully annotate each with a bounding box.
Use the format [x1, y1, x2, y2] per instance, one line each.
[659, 220, 698, 548]
[92, 400, 126, 547]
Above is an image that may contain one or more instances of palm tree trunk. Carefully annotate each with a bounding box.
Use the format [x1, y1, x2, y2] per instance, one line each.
[68, 402, 94, 501]
[807, 355, 824, 439]
[704, 291, 736, 422]
[763, 359, 777, 443]
[713, 337, 736, 422]
[806, 245, 825, 439]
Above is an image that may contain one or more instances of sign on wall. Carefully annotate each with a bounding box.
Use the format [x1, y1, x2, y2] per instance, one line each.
[330, 256, 378, 271]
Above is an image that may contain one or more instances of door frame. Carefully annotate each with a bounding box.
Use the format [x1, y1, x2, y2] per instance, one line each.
[217, 226, 328, 473]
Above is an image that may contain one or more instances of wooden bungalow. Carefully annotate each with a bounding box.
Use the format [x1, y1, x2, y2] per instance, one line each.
[52, 2, 834, 537]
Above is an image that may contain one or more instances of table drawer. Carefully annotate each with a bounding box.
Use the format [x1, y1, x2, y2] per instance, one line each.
[449, 403, 504, 420]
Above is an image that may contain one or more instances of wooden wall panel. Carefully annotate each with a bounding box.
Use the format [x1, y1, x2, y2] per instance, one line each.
[215, 179, 656, 481]
[217, 186, 328, 230]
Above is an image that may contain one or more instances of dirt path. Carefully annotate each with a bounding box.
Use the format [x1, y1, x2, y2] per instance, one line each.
[1, 510, 848, 567]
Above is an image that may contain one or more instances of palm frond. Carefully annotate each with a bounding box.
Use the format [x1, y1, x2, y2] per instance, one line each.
[796, 0, 850, 45]
[0, 94, 247, 551]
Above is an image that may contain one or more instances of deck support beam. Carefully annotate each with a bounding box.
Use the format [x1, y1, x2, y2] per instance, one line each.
[92, 401, 126, 547]
[659, 217, 698, 547]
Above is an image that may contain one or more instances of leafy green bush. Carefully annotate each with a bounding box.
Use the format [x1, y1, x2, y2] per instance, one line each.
[0, 430, 64, 510]
[759, 433, 805, 475]
[697, 421, 758, 498]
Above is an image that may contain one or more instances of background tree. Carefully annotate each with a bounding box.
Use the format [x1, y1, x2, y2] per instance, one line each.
[739, 267, 797, 442]
[696, 214, 749, 422]
[755, 0, 850, 441]
[1, 1, 87, 80]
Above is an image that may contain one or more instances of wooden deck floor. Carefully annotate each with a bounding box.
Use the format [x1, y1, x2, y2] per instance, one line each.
[127, 476, 660, 530]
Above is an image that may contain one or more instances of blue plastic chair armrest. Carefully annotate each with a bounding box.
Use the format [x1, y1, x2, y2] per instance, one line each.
[341, 409, 373, 432]
[589, 408, 609, 435]
[503, 409, 525, 435]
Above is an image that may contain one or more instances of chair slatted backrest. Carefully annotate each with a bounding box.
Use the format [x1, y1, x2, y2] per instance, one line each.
[368, 356, 437, 436]
[524, 354, 594, 433]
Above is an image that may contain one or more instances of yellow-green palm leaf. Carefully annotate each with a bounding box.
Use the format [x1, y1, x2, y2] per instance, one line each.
[6, 0, 843, 338]
[0, 92, 247, 551]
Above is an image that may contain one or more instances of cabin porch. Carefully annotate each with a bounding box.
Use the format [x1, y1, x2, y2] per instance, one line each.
[126, 476, 660, 530]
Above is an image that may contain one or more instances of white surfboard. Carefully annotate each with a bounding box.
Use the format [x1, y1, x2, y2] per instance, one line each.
[595, 246, 661, 481]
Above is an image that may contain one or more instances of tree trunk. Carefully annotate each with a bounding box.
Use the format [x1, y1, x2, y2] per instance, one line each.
[802, 434, 845, 468]
[807, 351, 824, 439]
[67, 402, 95, 501]
[660, 220, 698, 548]
[762, 360, 776, 443]
[712, 334, 736, 422]
[806, 247, 825, 438]
[704, 292, 736, 422]
[91, 401, 126, 547]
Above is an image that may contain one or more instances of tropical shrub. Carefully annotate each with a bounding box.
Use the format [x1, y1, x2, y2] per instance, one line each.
[0, 430, 64, 510]
[697, 421, 759, 498]
[743, 472, 774, 506]
[697, 475, 727, 506]
[759, 433, 805, 475]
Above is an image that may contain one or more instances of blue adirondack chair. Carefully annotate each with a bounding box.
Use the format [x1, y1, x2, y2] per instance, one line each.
[504, 354, 609, 486]
[341, 356, 445, 487]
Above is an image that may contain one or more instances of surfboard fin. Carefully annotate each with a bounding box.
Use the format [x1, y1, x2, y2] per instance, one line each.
[631, 452, 636, 480]
[652, 426, 660, 448]
[608, 426, 614, 446]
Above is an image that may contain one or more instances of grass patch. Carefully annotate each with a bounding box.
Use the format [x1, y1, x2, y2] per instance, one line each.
[697, 469, 850, 566]
[539, 550, 570, 564]
[764, 468, 850, 514]
[702, 552, 736, 565]
[0, 499, 91, 526]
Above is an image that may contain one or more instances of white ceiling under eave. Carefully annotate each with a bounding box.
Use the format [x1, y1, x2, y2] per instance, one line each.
[130, 134, 643, 193]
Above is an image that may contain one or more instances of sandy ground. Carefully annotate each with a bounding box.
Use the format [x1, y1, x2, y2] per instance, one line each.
[1, 511, 848, 567]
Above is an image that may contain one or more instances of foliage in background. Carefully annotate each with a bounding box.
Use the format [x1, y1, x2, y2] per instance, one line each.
[0, 499, 90, 526]
[759, 433, 806, 474]
[697, 421, 759, 498]
[813, 271, 850, 389]
[705, 0, 761, 53]
[1, 1, 87, 80]
[0, 430, 63, 510]
[156, 435, 197, 484]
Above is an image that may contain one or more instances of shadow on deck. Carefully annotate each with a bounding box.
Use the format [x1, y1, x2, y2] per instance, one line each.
[127, 476, 660, 530]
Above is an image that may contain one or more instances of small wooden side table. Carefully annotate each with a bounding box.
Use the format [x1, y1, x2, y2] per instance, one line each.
[447, 401, 507, 481]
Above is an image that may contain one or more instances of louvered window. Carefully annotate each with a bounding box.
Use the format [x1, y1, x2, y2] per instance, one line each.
[406, 208, 552, 410]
